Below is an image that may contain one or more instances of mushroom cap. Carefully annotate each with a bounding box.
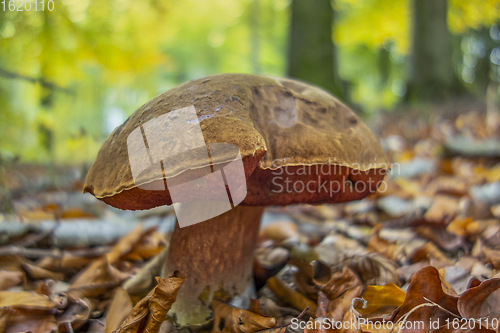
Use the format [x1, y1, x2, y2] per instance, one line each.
[84, 74, 388, 210]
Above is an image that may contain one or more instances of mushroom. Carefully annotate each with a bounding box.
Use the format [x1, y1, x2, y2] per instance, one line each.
[83, 74, 389, 326]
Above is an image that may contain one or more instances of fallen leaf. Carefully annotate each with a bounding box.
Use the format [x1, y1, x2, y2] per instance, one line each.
[293, 259, 362, 301]
[105, 287, 134, 333]
[0, 290, 57, 310]
[424, 195, 459, 223]
[321, 266, 362, 301]
[447, 217, 474, 236]
[57, 297, 92, 332]
[367, 227, 402, 261]
[483, 247, 500, 269]
[112, 271, 184, 333]
[5, 309, 58, 333]
[261, 221, 300, 243]
[68, 256, 131, 299]
[356, 284, 405, 317]
[426, 176, 468, 197]
[458, 278, 500, 324]
[106, 224, 148, 264]
[0, 270, 23, 291]
[0, 308, 11, 332]
[211, 300, 277, 333]
[414, 226, 465, 252]
[342, 254, 400, 286]
[21, 262, 64, 281]
[59, 207, 96, 219]
[37, 252, 94, 273]
[411, 242, 451, 267]
[0, 290, 58, 333]
[393, 266, 459, 331]
[266, 276, 317, 317]
[328, 286, 363, 323]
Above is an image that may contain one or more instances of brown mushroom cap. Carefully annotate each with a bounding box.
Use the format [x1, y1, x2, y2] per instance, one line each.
[84, 74, 388, 210]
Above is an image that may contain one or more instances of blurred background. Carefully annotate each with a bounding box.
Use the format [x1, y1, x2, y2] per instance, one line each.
[0, 0, 499, 163]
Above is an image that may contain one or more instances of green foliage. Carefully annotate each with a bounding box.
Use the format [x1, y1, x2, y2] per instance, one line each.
[0, 0, 497, 162]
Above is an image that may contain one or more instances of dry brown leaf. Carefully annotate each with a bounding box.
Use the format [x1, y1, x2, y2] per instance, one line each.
[447, 217, 474, 236]
[123, 246, 170, 300]
[0, 291, 58, 333]
[492, 204, 500, 218]
[292, 260, 362, 301]
[211, 300, 277, 333]
[255, 246, 289, 289]
[0, 308, 12, 333]
[112, 271, 184, 333]
[18, 209, 55, 221]
[458, 278, 500, 323]
[426, 176, 468, 197]
[414, 226, 465, 252]
[393, 266, 459, 331]
[394, 177, 423, 198]
[257, 297, 283, 321]
[122, 232, 166, 261]
[339, 304, 362, 333]
[260, 221, 300, 243]
[342, 254, 399, 286]
[106, 224, 148, 264]
[411, 242, 452, 267]
[105, 287, 134, 333]
[0, 254, 25, 271]
[292, 259, 332, 300]
[266, 276, 317, 317]
[321, 267, 362, 301]
[0, 270, 23, 291]
[4, 309, 57, 333]
[328, 287, 363, 323]
[59, 207, 96, 219]
[366, 228, 402, 261]
[68, 256, 131, 299]
[21, 262, 64, 281]
[483, 247, 500, 269]
[37, 252, 93, 273]
[65, 224, 151, 300]
[0, 290, 57, 310]
[57, 297, 92, 332]
[424, 195, 459, 223]
[466, 219, 499, 237]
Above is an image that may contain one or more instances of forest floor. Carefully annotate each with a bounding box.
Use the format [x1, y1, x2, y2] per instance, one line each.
[1, 102, 500, 333]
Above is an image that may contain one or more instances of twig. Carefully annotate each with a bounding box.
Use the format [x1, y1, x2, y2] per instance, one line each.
[0, 245, 110, 258]
[0, 67, 74, 95]
[66, 322, 75, 333]
[0, 246, 62, 258]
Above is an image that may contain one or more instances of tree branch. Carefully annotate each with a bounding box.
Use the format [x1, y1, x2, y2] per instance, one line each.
[0, 67, 74, 95]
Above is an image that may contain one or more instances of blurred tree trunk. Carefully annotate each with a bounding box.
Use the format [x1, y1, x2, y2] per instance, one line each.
[249, 0, 260, 74]
[407, 0, 462, 101]
[287, 0, 345, 100]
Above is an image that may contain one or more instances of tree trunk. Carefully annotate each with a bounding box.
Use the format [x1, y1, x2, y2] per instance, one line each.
[287, 0, 344, 99]
[407, 0, 461, 101]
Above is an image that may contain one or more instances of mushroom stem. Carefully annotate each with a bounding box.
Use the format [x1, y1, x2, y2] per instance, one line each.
[163, 205, 265, 326]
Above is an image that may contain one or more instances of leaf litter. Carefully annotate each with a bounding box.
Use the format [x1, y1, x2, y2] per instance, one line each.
[1, 109, 500, 332]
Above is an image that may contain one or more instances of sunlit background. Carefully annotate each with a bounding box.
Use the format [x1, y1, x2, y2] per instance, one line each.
[0, 0, 499, 163]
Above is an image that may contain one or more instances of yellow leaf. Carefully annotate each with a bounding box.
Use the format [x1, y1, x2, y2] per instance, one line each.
[0, 291, 56, 310]
[356, 284, 405, 316]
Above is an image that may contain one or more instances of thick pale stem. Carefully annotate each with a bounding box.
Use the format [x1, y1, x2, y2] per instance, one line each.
[163, 205, 265, 326]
